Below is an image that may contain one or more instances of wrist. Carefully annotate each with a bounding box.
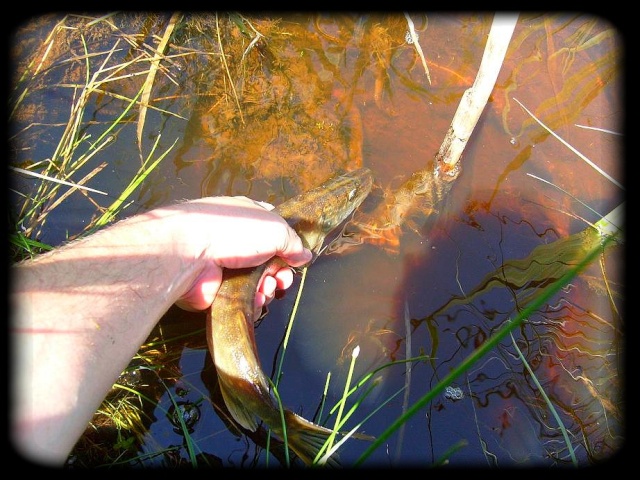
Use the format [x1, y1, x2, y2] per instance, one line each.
[123, 206, 208, 304]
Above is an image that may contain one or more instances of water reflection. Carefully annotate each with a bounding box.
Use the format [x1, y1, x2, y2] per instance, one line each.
[407, 211, 624, 465]
[10, 12, 623, 467]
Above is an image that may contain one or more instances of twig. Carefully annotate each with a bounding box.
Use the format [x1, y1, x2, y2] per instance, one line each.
[239, 15, 265, 63]
[435, 13, 518, 175]
[403, 12, 431, 84]
[394, 300, 412, 461]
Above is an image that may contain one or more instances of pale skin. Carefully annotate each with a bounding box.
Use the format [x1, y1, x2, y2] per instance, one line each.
[10, 196, 313, 466]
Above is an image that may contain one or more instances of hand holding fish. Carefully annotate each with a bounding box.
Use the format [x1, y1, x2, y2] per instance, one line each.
[170, 196, 313, 312]
[10, 195, 312, 466]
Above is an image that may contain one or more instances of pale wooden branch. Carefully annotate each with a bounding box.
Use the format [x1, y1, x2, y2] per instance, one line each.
[435, 13, 519, 178]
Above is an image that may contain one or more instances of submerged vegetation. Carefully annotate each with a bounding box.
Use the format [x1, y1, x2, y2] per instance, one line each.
[10, 12, 623, 467]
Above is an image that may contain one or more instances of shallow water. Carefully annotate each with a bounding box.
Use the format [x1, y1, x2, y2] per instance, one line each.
[10, 12, 624, 467]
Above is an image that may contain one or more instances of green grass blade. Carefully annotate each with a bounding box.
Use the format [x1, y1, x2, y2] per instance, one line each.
[267, 377, 291, 467]
[275, 266, 308, 388]
[92, 135, 178, 229]
[10, 232, 53, 259]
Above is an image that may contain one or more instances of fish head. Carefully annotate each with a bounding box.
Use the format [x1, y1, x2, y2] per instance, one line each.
[277, 167, 374, 257]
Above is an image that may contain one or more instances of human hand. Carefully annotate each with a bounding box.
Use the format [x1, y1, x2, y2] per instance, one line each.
[164, 196, 312, 312]
[10, 194, 312, 464]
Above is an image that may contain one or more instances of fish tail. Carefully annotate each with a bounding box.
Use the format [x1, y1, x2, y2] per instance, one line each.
[282, 410, 340, 467]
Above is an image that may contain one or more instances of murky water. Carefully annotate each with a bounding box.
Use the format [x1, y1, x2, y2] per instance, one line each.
[10, 12, 624, 467]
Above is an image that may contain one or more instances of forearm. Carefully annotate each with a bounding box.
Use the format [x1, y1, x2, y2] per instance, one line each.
[10, 209, 203, 465]
[10, 196, 311, 465]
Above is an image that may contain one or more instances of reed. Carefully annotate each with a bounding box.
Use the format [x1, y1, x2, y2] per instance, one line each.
[10, 14, 178, 251]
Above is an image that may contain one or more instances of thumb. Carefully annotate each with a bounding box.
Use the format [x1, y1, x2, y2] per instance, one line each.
[278, 226, 312, 266]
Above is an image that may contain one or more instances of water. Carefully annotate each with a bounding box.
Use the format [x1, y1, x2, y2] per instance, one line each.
[10, 12, 624, 467]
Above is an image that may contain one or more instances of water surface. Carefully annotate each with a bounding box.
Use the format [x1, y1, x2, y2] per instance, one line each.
[10, 12, 624, 467]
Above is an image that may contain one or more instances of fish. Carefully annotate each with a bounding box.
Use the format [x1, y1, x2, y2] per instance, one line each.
[207, 167, 374, 466]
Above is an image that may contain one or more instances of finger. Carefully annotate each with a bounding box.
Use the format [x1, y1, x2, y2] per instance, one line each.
[272, 267, 294, 290]
[259, 275, 278, 303]
[278, 226, 313, 266]
[250, 198, 311, 266]
[175, 280, 217, 312]
[175, 270, 222, 312]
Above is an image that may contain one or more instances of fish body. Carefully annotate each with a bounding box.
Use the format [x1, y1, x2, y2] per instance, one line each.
[207, 168, 373, 466]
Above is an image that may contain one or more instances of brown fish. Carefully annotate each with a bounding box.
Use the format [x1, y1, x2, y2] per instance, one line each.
[207, 168, 374, 466]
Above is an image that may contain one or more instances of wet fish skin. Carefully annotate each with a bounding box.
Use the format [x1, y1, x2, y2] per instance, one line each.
[207, 168, 374, 466]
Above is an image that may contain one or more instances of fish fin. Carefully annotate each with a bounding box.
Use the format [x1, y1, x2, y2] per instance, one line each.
[218, 376, 259, 432]
[284, 410, 341, 467]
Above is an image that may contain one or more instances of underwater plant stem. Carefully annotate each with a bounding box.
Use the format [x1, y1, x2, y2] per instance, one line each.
[509, 331, 578, 466]
[513, 97, 624, 190]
